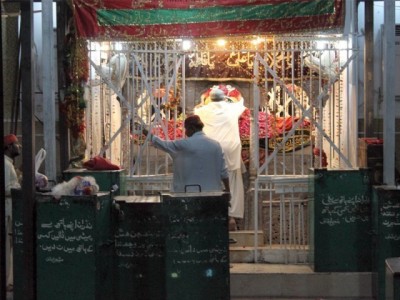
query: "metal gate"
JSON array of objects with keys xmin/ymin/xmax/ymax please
[
  {"xmin": 83, "ymin": 36, "xmax": 358, "ymax": 262},
  {"xmin": 85, "ymin": 40, "xmax": 185, "ymax": 193},
  {"xmin": 249, "ymin": 37, "xmax": 358, "ymax": 263}
]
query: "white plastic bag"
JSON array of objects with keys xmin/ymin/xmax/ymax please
[
  {"xmin": 35, "ymin": 148, "xmax": 48, "ymax": 189},
  {"xmin": 51, "ymin": 176, "xmax": 99, "ymax": 199}
]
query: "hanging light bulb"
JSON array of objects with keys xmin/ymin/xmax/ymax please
[
  {"xmin": 182, "ymin": 40, "xmax": 192, "ymax": 51},
  {"xmin": 217, "ymin": 39, "xmax": 226, "ymax": 47},
  {"xmin": 251, "ymin": 37, "xmax": 262, "ymax": 45}
]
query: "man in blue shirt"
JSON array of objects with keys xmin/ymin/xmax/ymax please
[{"xmin": 143, "ymin": 115, "xmax": 230, "ymax": 193}]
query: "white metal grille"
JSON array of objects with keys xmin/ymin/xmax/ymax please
[{"xmin": 83, "ymin": 36, "xmax": 358, "ymax": 262}]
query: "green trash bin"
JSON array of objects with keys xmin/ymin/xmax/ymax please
[
  {"xmin": 372, "ymin": 187, "xmax": 400, "ymax": 300},
  {"xmin": 113, "ymin": 192, "xmax": 230, "ymax": 300},
  {"xmin": 113, "ymin": 195, "xmax": 164, "ymax": 300},
  {"xmin": 36, "ymin": 192, "xmax": 113, "ymax": 300},
  {"xmin": 310, "ymin": 169, "xmax": 372, "ymax": 272},
  {"xmin": 162, "ymin": 192, "xmax": 230, "ymax": 300},
  {"xmin": 11, "ymin": 188, "xmax": 23, "ymax": 300}
]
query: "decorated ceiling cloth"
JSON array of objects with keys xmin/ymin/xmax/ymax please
[{"xmin": 72, "ymin": 0, "xmax": 344, "ymax": 39}]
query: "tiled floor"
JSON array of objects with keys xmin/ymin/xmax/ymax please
[
  {"xmin": 5, "ymin": 264, "xmax": 375, "ymax": 300},
  {"xmin": 230, "ymin": 263, "xmax": 375, "ymax": 300}
]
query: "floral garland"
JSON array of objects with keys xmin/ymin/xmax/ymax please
[
  {"xmin": 61, "ymin": 24, "xmax": 89, "ymax": 159},
  {"xmin": 62, "ymin": 33, "xmax": 88, "ymax": 138},
  {"xmin": 61, "ymin": 84, "xmax": 86, "ymax": 138},
  {"xmin": 132, "ymin": 119, "xmax": 185, "ymax": 145},
  {"xmin": 238, "ymin": 108, "xmax": 311, "ymax": 140},
  {"xmin": 132, "ymin": 84, "xmax": 312, "ymax": 157},
  {"xmin": 153, "ymin": 87, "xmax": 181, "ymax": 110}
]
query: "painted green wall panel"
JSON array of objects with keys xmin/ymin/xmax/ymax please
[
  {"xmin": 163, "ymin": 193, "xmax": 230, "ymax": 300},
  {"xmin": 311, "ymin": 169, "xmax": 372, "ymax": 272},
  {"xmin": 114, "ymin": 200, "xmax": 165, "ymax": 300},
  {"xmin": 113, "ymin": 193, "xmax": 230, "ymax": 300},
  {"xmin": 35, "ymin": 193, "xmax": 113, "ymax": 300},
  {"xmin": 373, "ymin": 187, "xmax": 400, "ymax": 300}
]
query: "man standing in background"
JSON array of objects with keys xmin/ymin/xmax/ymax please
[
  {"xmin": 195, "ymin": 88, "xmax": 246, "ymax": 230},
  {"xmin": 4, "ymin": 134, "xmax": 21, "ymax": 291}
]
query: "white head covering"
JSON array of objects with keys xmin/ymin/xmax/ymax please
[{"xmin": 209, "ymin": 88, "xmax": 226, "ymax": 101}]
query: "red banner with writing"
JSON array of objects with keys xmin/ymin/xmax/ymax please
[{"xmin": 72, "ymin": 0, "xmax": 344, "ymax": 39}]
